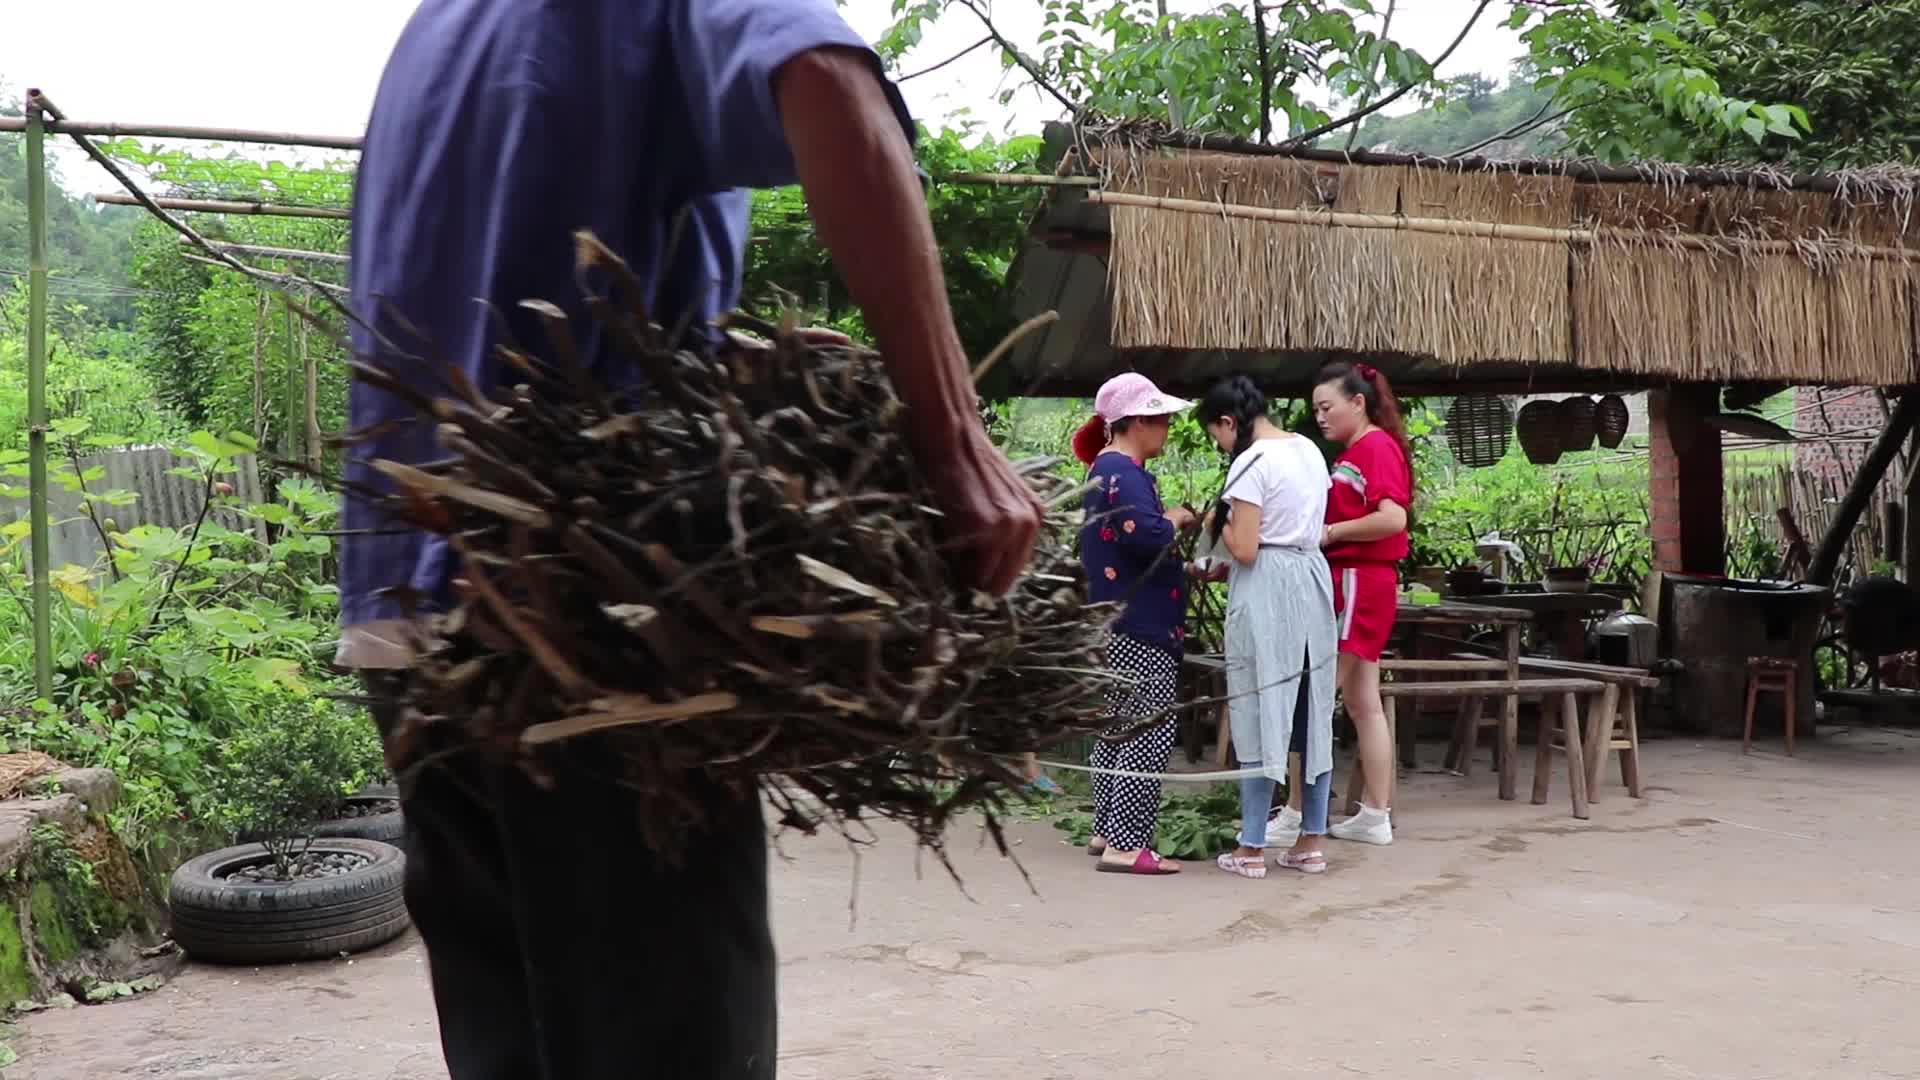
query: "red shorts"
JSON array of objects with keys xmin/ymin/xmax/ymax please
[{"xmin": 1331, "ymin": 562, "xmax": 1399, "ymax": 662}]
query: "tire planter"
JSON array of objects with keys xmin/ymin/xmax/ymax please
[
  {"xmin": 169, "ymin": 838, "xmax": 410, "ymax": 965},
  {"xmin": 310, "ymin": 795, "xmax": 405, "ymax": 844}
]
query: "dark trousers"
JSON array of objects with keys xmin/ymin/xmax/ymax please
[{"xmin": 368, "ymin": 681, "xmax": 776, "ymax": 1079}]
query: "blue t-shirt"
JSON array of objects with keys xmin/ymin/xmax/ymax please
[
  {"xmin": 1080, "ymin": 454, "xmax": 1187, "ymax": 653},
  {"xmin": 338, "ymin": 0, "xmax": 914, "ymax": 626}
]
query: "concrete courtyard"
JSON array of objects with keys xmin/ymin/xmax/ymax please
[{"xmin": 17, "ymin": 727, "xmax": 1920, "ymax": 1079}]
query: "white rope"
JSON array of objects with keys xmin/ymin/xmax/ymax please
[{"xmin": 1016, "ymin": 755, "xmax": 1280, "ymax": 783}]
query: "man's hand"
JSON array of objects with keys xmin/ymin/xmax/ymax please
[
  {"xmin": 922, "ymin": 423, "xmax": 1042, "ymax": 596},
  {"xmin": 1165, "ymin": 506, "xmax": 1198, "ymax": 532}
]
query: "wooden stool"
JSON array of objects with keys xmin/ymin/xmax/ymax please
[
  {"xmin": 1445, "ymin": 693, "xmax": 1502, "ymax": 778},
  {"xmin": 1584, "ymin": 684, "xmax": 1644, "ymax": 800},
  {"xmin": 1530, "ymin": 689, "xmax": 1591, "ymax": 820},
  {"xmin": 1742, "ymin": 656, "xmax": 1798, "ymax": 756}
]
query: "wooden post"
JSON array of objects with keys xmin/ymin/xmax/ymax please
[
  {"xmin": 1498, "ymin": 623, "xmax": 1520, "ymax": 801},
  {"xmin": 1904, "ymin": 430, "xmax": 1920, "ymax": 582},
  {"xmin": 1809, "ymin": 391, "xmax": 1920, "ymax": 588},
  {"xmin": 24, "ymin": 100, "xmax": 53, "ymax": 697},
  {"xmin": 251, "ymin": 292, "xmax": 268, "ymax": 446},
  {"xmin": 302, "ymin": 313, "xmax": 322, "ymax": 474}
]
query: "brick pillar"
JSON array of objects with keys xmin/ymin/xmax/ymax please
[{"xmin": 1648, "ymin": 386, "xmax": 1726, "ymax": 575}]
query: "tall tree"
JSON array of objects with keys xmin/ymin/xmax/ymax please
[{"xmin": 878, "ymin": 1, "xmax": 1811, "ymax": 157}]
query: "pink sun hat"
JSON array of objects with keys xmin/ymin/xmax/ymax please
[{"xmin": 1071, "ymin": 373, "xmax": 1195, "ymax": 465}]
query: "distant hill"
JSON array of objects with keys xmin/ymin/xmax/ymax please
[{"xmin": 1343, "ymin": 76, "xmax": 1568, "ymax": 159}]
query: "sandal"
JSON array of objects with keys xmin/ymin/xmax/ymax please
[
  {"xmin": 1215, "ymin": 851, "xmax": 1268, "ymax": 880},
  {"xmin": 1095, "ymin": 849, "xmax": 1182, "ymax": 875},
  {"xmin": 1275, "ymin": 849, "xmax": 1327, "ymax": 875}
]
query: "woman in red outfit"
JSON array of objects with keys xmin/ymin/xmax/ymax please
[{"xmin": 1270, "ymin": 361, "xmax": 1412, "ymax": 849}]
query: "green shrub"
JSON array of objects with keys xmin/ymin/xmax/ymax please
[{"xmin": 208, "ymin": 691, "xmax": 383, "ymax": 867}]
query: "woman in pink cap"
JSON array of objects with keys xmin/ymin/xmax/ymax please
[{"xmin": 1074, "ymin": 372, "xmax": 1200, "ymax": 875}]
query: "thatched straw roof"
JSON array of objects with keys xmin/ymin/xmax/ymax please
[{"xmin": 998, "ymin": 122, "xmax": 1920, "ymax": 396}]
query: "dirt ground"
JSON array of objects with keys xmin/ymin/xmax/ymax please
[{"xmin": 17, "ymin": 727, "xmax": 1920, "ymax": 1079}]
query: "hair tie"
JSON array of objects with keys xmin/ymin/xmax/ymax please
[{"xmin": 1357, "ymin": 363, "xmax": 1378, "ymax": 381}]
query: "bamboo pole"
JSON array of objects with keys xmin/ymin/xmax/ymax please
[
  {"xmin": 182, "ymin": 239, "xmax": 348, "ymax": 265},
  {"xmin": 179, "ymin": 254, "xmax": 349, "ymax": 298},
  {"xmin": 252, "ymin": 292, "xmax": 268, "ymax": 447},
  {"xmin": 1083, "ymin": 190, "xmax": 1920, "ymax": 262},
  {"xmin": 24, "ymin": 103, "xmax": 53, "ymax": 696},
  {"xmin": 939, "ymin": 172, "xmax": 1100, "ymax": 188},
  {"xmin": 1809, "ymin": 391, "xmax": 1920, "ymax": 588},
  {"xmin": 302, "ymin": 314, "xmax": 322, "ymax": 474},
  {"xmin": 0, "ymin": 115, "xmax": 361, "ymax": 150},
  {"xmin": 94, "ymin": 192, "xmax": 350, "ymax": 219}
]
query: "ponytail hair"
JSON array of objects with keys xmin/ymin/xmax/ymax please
[
  {"xmin": 1071, "ymin": 414, "xmax": 1138, "ymax": 467},
  {"xmin": 1194, "ymin": 375, "xmax": 1270, "ymax": 546},
  {"xmin": 1316, "ymin": 360, "xmax": 1413, "ymax": 494}
]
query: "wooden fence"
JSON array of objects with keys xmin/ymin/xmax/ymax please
[{"xmin": 0, "ymin": 447, "xmax": 268, "ymax": 572}]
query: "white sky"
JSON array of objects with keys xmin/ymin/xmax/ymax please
[{"xmin": 8, "ymin": 1, "xmax": 1524, "ymax": 191}]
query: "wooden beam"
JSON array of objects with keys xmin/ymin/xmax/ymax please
[
  {"xmin": 184, "ymin": 240, "xmax": 348, "ymax": 265},
  {"xmin": 0, "ymin": 115, "xmax": 360, "ymax": 150},
  {"xmin": 1810, "ymin": 390, "xmax": 1920, "ymax": 587},
  {"xmin": 94, "ymin": 192, "xmax": 349, "ymax": 219}
]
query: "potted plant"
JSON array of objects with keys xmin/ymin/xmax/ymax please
[{"xmin": 168, "ymin": 692, "xmax": 409, "ymax": 965}]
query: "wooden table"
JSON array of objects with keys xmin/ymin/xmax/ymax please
[
  {"xmin": 1393, "ymin": 601, "xmax": 1535, "ymax": 800},
  {"xmin": 1456, "ymin": 592, "xmax": 1623, "ymax": 661}
]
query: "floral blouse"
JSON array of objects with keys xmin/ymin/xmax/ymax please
[{"xmin": 1079, "ymin": 452, "xmax": 1187, "ymax": 653}]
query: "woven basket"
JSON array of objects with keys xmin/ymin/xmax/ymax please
[
  {"xmin": 1443, "ymin": 394, "xmax": 1513, "ymax": 468},
  {"xmin": 1515, "ymin": 400, "xmax": 1563, "ymax": 465},
  {"xmin": 1557, "ymin": 397, "xmax": 1598, "ymax": 453},
  {"xmin": 1594, "ymin": 394, "xmax": 1630, "ymax": 449}
]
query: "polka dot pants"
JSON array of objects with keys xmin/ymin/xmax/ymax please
[{"xmin": 1090, "ymin": 633, "xmax": 1181, "ymax": 852}]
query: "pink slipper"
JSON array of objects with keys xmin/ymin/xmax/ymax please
[{"xmin": 1096, "ymin": 849, "xmax": 1182, "ymax": 875}]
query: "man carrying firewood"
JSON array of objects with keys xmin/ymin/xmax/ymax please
[{"xmin": 336, "ymin": 3, "xmax": 1043, "ymax": 1077}]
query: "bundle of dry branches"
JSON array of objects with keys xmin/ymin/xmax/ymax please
[{"xmin": 352, "ymin": 232, "xmax": 1119, "ymax": 859}]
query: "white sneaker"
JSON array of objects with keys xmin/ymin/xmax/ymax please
[
  {"xmin": 1328, "ymin": 806, "xmax": 1393, "ymax": 845},
  {"xmin": 1264, "ymin": 805, "xmax": 1302, "ymax": 847}
]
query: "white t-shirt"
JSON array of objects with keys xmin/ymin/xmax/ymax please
[{"xmin": 1221, "ymin": 435, "xmax": 1331, "ymax": 549}]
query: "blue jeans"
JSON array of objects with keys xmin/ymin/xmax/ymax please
[{"xmin": 1238, "ymin": 654, "xmax": 1330, "ymax": 847}]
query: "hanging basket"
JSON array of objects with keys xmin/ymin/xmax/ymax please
[
  {"xmin": 1443, "ymin": 393, "xmax": 1513, "ymax": 468},
  {"xmin": 1557, "ymin": 396, "xmax": 1598, "ymax": 453},
  {"xmin": 1515, "ymin": 400, "xmax": 1563, "ymax": 465},
  {"xmin": 1595, "ymin": 394, "xmax": 1630, "ymax": 449}
]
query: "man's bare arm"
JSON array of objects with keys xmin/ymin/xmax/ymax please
[{"xmin": 774, "ymin": 47, "xmax": 1040, "ymax": 594}]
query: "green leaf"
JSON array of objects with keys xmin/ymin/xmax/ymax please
[{"xmin": 1740, "ymin": 116, "xmax": 1767, "ymax": 144}]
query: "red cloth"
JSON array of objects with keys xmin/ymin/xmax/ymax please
[
  {"xmin": 1324, "ymin": 429, "xmax": 1411, "ymax": 565},
  {"xmin": 1331, "ymin": 562, "xmax": 1399, "ymax": 662}
]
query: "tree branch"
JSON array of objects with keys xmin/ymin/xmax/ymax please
[
  {"xmin": 1281, "ymin": 0, "xmax": 1492, "ymax": 149},
  {"xmin": 899, "ymin": 35, "xmax": 993, "ymax": 82},
  {"xmin": 1448, "ymin": 102, "xmax": 1577, "ymax": 157},
  {"xmin": 1345, "ymin": 0, "xmax": 1398, "ymax": 152},
  {"xmin": 955, "ymin": 0, "xmax": 1082, "ymax": 115}
]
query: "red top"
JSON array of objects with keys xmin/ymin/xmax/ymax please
[{"xmin": 1324, "ymin": 428, "xmax": 1411, "ymax": 565}]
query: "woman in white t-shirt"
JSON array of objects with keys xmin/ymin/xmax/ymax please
[{"xmin": 1195, "ymin": 376, "xmax": 1338, "ymax": 879}]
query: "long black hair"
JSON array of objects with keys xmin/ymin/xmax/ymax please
[{"xmin": 1195, "ymin": 375, "xmax": 1270, "ymax": 546}]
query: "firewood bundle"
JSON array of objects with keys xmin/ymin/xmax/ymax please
[{"xmin": 353, "ymin": 232, "xmax": 1118, "ymax": 857}]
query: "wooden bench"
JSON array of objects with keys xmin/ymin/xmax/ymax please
[
  {"xmin": 1376, "ymin": 676, "xmax": 1608, "ymax": 820},
  {"xmin": 1445, "ymin": 653, "xmax": 1653, "ymax": 800},
  {"xmin": 1511, "ymin": 656, "xmax": 1654, "ymax": 800}
]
